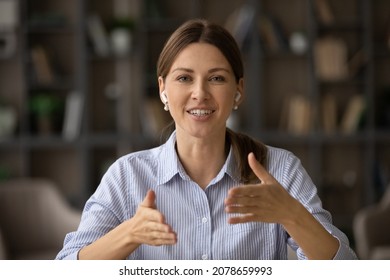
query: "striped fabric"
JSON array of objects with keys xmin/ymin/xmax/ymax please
[{"xmin": 56, "ymin": 131, "xmax": 357, "ymax": 260}]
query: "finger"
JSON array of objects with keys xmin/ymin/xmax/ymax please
[
  {"xmin": 148, "ymin": 220, "xmax": 175, "ymax": 233},
  {"xmin": 140, "ymin": 190, "xmax": 156, "ymax": 209},
  {"xmin": 139, "ymin": 207, "xmax": 167, "ymax": 224},
  {"xmin": 225, "ymin": 205, "xmax": 257, "ymax": 214},
  {"xmin": 149, "ymin": 228, "xmax": 177, "ymax": 239},
  {"xmin": 248, "ymin": 152, "xmax": 274, "ymax": 184},
  {"xmin": 147, "ymin": 227, "xmax": 177, "ymax": 246},
  {"xmin": 148, "ymin": 235, "xmax": 177, "ymax": 246},
  {"xmin": 227, "ymin": 184, "xmax": 264, "ymax": 197},
  {"xmin": 227, "ymin": 214, "xmax": 256, "ymax": 224},
  {"xmin": 225, "ymin": 195, "xmax": 260, "ymax": 206},
  {"xmin": 136, "ymin": 195, "xmax": 165, "ymax": 224}
]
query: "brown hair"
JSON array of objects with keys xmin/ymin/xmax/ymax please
[{"xmin": 157, "ymin": 18, "xmax": 267, "ymax": 184}]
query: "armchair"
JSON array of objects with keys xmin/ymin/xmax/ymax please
[
  {"xmin": 0, "ymin": 178, "xmax": 81, "ymax": 259},
  {"xmin": 353, "ymin": 187, "xmax": 390, "ymax": 259}
]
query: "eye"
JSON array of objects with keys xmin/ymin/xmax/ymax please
[
  {"xmin": 209, "ymin": 75, "xmax": 226, "ymax": 82},
  {"xmin": 177, "ymin": 75, "xmax": 192, "ymax": 82}
]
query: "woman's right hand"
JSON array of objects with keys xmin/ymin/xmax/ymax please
[
  {"xmin": 128, "ymin": 190, "xmax": 177, "ymax": 246},
  {"xmin": 78, "ymin": 190, "xmax": 176, "ymax": 259}
]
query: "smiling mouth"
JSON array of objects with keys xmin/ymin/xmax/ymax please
[{"xmin": 188, "ymin": 109, "xmax": 215, "ymax": 116}]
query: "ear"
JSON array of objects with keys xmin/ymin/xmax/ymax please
[
  {"xmin": 158, "ymin": 76, "xmax": 166, "ymax": 104},
  {"xmin": 236, "ymin": 78, "xmax": 244, "ymax": 105}
]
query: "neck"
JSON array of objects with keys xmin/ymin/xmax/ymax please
[{"xmin": 175, "ymin": 129, "xmax": 227, "ymax": 189}]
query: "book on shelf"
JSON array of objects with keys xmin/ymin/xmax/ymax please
[
  {"xmin": 314, "ymin": 37, "xmax": 348, "ymax": 81},
  {"xmin": 86, "ymin": 14, "xmax": 110, "ymax": 57},
  {"xmin": 224, "ymin": 4, "xmax": 256, "ymax": 50},
  {"xmin": 258, "ymin": 16, "xmax": 279, "ymax": 52},
  {"xmin": 30, "ymin": 45, "xmax": 54, "ymax": 85},
  {"xmin": 340, "ymin": 95, "xmax": 365, "ymax": 134},
  {"xmin": 314, "ymin": 0, "xmax": 335, "ymax": 25},
  {"xmin": 280, "ymin": 95, "xmax": 312, "ymax": 135},
  {"xmin": 62, "ymin": 91, "xmax": 84, "ymax": 140},
  {"xmin": 258, "ymin": 14, "xmax": 289, "ymax": 53}
]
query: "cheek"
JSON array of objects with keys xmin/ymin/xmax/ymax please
[
  {"xmin": 167, "ymin": 98, "xmax": 186, "ymax": 119},
  {"xmin": 219, "ymin": 95, "xmax": 235, "ymax": 110}
]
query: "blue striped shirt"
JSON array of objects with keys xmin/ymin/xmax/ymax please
[{"xmin": 56, "ymin": 132, "xmax": 357, "ymax": 260}]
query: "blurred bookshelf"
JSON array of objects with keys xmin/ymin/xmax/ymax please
[{"xmin": 0, "ymin": 0, "xmax": 389, "ymax": 240}]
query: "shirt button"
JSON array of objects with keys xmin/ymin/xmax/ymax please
[
  {"xmin": 202, "ymin": 254, "xmax": 208, "ymax": 260},
  {"xmin": 202, "ymin": 217, "xmax": 208, "ymax": 223}
]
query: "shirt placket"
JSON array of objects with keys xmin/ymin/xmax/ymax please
[{"xmin": 193, "ymin": 184, "xmax": 212, "ymax": 260}]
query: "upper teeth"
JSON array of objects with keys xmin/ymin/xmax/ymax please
[{"xmin": 189, "ymin": 109, "xmax": 213, "ymax": 116}]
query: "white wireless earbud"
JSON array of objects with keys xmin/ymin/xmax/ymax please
[
  {"xmin": 235, "ymin": 92, "xmax": 241, "ymax": 102},
  {"xmin": 161, "ymin": 90, "xmax": 169, "ymax": 111},
  {"xmin": 233, "ymin": 92, "xmax": 241, "ymax": 110},
  {"xmin": 161, "ymin": 90, "xmax": 168, "ymax": 103}
]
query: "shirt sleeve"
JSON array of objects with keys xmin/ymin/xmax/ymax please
[
  {"xmin": 278, "ymin": 150, "xmax": 358, "ymax": 260},
  {"xmin": 55, "ymin": 158, "xmax": 130, "ymax": 260}
]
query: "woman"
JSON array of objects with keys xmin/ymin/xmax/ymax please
[{"xmin": 56, "ymin": 19, "xmax": 357, "ymax": 260}]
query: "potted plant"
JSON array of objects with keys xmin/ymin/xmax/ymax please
[
  {"xmin": 110, "ymin": 16, "xmax": 135, "ymax": 56},
  {"xmin": 29, "ymin": 93, "xmax": 63, "ymax": 135}
]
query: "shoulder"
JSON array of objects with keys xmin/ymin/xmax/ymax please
[
  {"xmin": 265, "ymin": 145, "xmax": 311, "ymax": 191},
  {"xmin": 96, "ymin": 145, "xmax": 165, "ymax": 205},
  {"xmin": 112, "ymin": 145, "xmax": 164, "ymax": 174},
  {"xmin": 112, "ymin": 132, "xmax": 176, "ymax": 177},
  {"xmin": 266, "ymin": 145, "xmax": 298, "ymax": 168}
]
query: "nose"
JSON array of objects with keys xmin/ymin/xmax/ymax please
[{"xmin": 191, "ymin": 81, "xmax": 210, "ymax": 101}]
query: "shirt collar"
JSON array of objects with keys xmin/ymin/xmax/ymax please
[{"xmin": 157, "ymin": 131, "xmax": 240, "ymax": 186}]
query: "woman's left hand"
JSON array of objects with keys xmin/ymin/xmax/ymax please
[{"xmin": 225, "ymin": 152, "xmax": 299, "ymax": 225}]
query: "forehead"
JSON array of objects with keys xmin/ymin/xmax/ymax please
[{"xmin": 170, "ymin": 43, "xmax": 231, "ymax": 70}]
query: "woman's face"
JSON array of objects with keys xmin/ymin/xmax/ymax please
[{"xmin": 159, "ymin": 43, "xmax": 243, "ymax": 140}]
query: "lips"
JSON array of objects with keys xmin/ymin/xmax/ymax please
[{"xmin": 188, "ymin": 109, "xmax": 214, "ymax": 116}]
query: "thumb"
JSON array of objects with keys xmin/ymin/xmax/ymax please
[
  {"xmin": 141, "ymin": 190, "xmax": 157, "ymax": 209},
  {"xmin": 248, "ymin": 152, "xmax": 271, "ymax": 184}
]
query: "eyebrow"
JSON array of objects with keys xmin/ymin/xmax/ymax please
[{"xmin": 171, "ymin": 67, "xmax": 231, "ymax": 74}]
